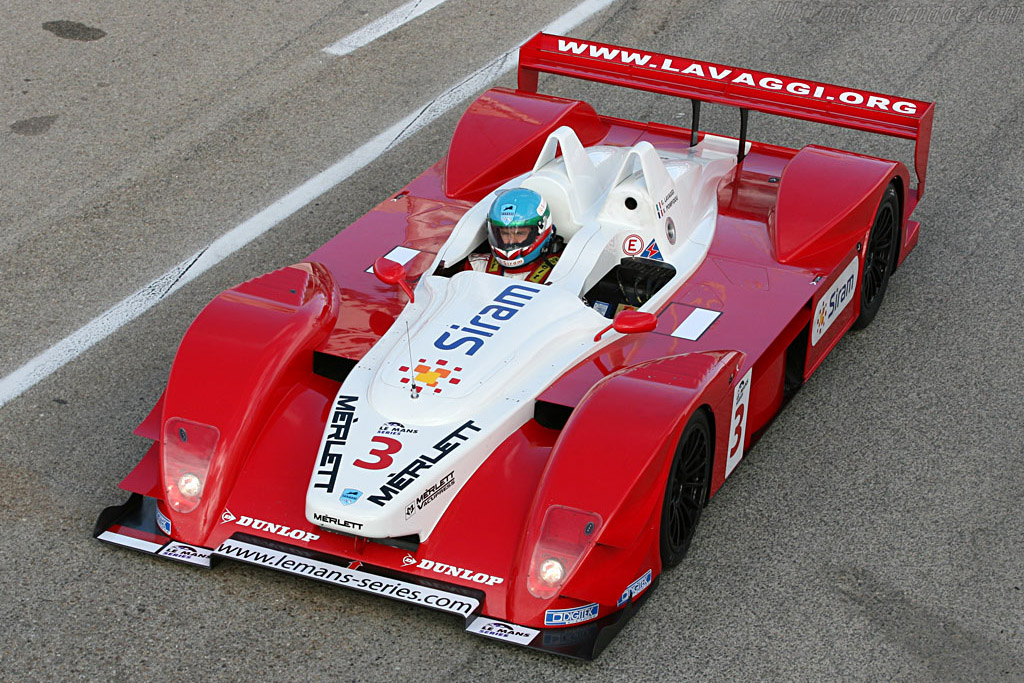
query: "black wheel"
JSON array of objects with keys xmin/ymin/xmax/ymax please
[
  {"xmin": 853, "ymin": 184, "xmax": 900, "ymax": 329},
  {"xmin": 659, "ymin": 410, "xmax": 712, "ymax": 568}
]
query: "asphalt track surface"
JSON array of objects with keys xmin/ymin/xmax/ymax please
[{"xmin": 1, "ymin": 0, "xmax": 1022, "ymax": 680}]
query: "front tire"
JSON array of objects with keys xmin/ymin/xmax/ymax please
[
  {"xmin": 853, "ymin": 184, "xmax": 900, "ymax": 329},
  {"xmin": 659, "ymin": 410, "xmax": 712, "ymax": 568}
]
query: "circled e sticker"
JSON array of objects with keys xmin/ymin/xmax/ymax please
[{"xmin": 622, "ymin": 234, "xmax": 644, "ymax": 256}]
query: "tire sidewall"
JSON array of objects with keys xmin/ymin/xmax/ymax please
[
  {"xmin": 659, "ymin": 410, "xmax": 712, "ymax": 569},
  {"xmin": 855, "ymin": 184, "xmax": 900, "ymax": 329}
]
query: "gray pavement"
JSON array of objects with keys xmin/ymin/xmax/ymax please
[{"xmin": 1, "ymin": 0, "xmax": 1022, "ymax": 680}]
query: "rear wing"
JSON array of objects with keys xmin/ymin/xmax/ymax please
[{"xmin": 518, "ymin": 33, "xmax": 935, "ymax": 200}]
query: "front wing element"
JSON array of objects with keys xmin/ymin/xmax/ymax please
[
  {"xmin": 214, "ymin": 534, "xmax": 655, "ymax": 660},
  {"xmin": 95, "ymin": 494, "xmax": 652, "ymax": 660},
  {"xmin": 94, "ymin": 493, "xmax": 212, "ymax": 567}
]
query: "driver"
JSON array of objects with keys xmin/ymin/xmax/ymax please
[{"xmin": 466, "ymin": 188, "xmax": 563, "ymax": 284}]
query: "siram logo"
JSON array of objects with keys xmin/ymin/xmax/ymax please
[
  {"xmin": 433, "ymin": 283, "xmax": 540, "ymax": 356},
  {"xmin": 812, "ymin": 257, "xmax": 859, "ymax": 345}
]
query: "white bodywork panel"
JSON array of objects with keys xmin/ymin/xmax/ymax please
[{"xmin": 305, "ymin": 127, "xmax": 741, "ymax": 541}]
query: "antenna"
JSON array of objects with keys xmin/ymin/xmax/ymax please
[{"xmin": 405, "ymin": 321, "xmax": 418, "ymax": 400}]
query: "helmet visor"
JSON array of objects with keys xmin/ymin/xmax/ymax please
[
  {"xmin": 489, "ymin": 222, "xmax": 538, "ymax": 251},
  {"xmin": 488, "ymin": 219, "xmax": 543, "ymax": 260}
]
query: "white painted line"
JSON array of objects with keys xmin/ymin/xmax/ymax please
[
  {"xmin": 671, "ymin": 308, "xmax": 721, "ymax": 340},
  {"xmin": 324, "ymin": 0, "xmax": 450, "ymax": 57},
  {"xmin": 0, "ymin": 0, "xmax": 620, "ymax": 410},
  {"xmin": 365, "ymin": 246, "xmax": 421, "ymax": 273}
]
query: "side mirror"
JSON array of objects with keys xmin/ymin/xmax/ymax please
[
  {"xmin": 593, "ymin": 310, "xmax": 658, "ymax": 341},
  {"xmin": 373, "ymin": 257, "xmax": 414, "ymax": 303}
]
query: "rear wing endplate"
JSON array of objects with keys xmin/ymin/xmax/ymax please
[{"xmin": 518, "ymin": 33, "xmax": 935, "ymax": 199}]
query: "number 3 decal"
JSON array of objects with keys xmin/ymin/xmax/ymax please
[
  {"xmin": 725, "ymin": 369, "xmax": 752, "ymax": 480},
  {"xmin": 354, "ymin": 436, "xmax": 401, "ymax": 470}
]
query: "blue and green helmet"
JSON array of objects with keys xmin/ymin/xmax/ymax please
[{"xmin": 486, "ymin": 188, "xmax": 555, "ymax": 268}]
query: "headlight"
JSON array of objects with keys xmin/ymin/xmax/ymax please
[
  {"xmin": 162, "ymin": 418, "xmax": 220, "ymax": 513},
  {"xmin": 527, "ymin": 506, "xmax": 602, "ymax": 599},
  {"xmin": 537, "ymin": 557, "xmax": 566, "ymax": 586},
  {"xmin": 176, "ymin": 472, "xmax": 203, "ymax": 498}
]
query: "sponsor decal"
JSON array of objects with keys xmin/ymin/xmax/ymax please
[
  {"xmin": 216, "ymin": 539, "xmax": 479, "ymax": 616},
  {"xmin": 622, "ymin": 234, "xmax": 644, "ymax": 256},
  {"xmin": 402, "ymin": 554, "xmax": 503, "ymax": 586},
  {"xmin": 377, "ymin": 422, "xmax": 419, "ymax": 436},
  {"xmin": 499, "ymin": 203, "xmax": 516, "ymax": 225},
  {"xmin": 617, "ymin": 569, "xmax": 653, "ymax": 606},
  {"xmin": 312, "ymin": 512, "xmax": 363, "ymax": 531},
  {"xmin": 656, "ymin": 189, "xmax": 678, "ymax": 219},
  {"xmin": 726, "ymin": 368, "xmax": 753, "ymax": 478},
  {"xmin": 554, "ymin": 39, "xmax": 920, "ymax": 115},
  {"xmin": 398, "ymin": 359, "xmax": 463, "ymax": 395},
  {"xmin": 433, "ymin": 283, "xmax": 540, "ymax": 356},
  {"xmin": 314, "ymin": 394, "xmax": 358, "ymax": 493},
  {"xmin": 545, "ymin": 603, "xmax": 600, "ymax": 626},
  {"xmin": 466, "ymin": 618, "xmax": 539, "ymax": 645},
  {"xmin": 229, "ymin": 514, "xmax": 319, "ymax": 543},
  {"xmin": 158, "ymin": 542, "xmax": 211, "ymax": 566},
  {"xmin": 812, "ymin": 257, "xmax": 859, "ymax": 345},
  {"xmin": 369, "ymin": 420, "xmax": 481, "ymax": 507},
  {"xmin": 339, "ymin": 488, "xmax": 362, "ymax": 506},
  {"xmin": 155, "ymin": 507, "xmax": 172, "ymax": 535},
  {"xmin": 640, "ymin": 239, "xmax": 664, "ymax": 261},
  {"xmin": 220, "ymin": 509, "xmax": 236, "ymax": 524},
  {"xmin": 406, "ymin": 471, "xmax": 456, "ymax": 519}
]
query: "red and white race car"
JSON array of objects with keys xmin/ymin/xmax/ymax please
[{"xmin": 95, "ymin": 33, "xmax": 934, "ymax": 659}]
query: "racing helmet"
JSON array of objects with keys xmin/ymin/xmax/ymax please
[{"xmin": 486, "ymin": 188, "xmax": 555, "ymax": 269}]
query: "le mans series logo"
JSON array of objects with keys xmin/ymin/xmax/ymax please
[
  {"xmin": 467, "ymin": 618, "xmax": 539, "ymax": 645},
  {"xmin": 157, "ymin": 543, "xmax": 211, "ymax": 566}
]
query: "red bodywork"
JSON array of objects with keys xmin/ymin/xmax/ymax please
[{"xmin": 97, "ymin": 33, "xmax": 933, "ymax": 659}]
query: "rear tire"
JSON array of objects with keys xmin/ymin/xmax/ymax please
[
  {"xmin": 853, "ymin": 184, "xmax": 900, "ymax": 329},
  {"xmin": 659, "ymin": 411, "xmax": 712, "ymax": 569}
]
